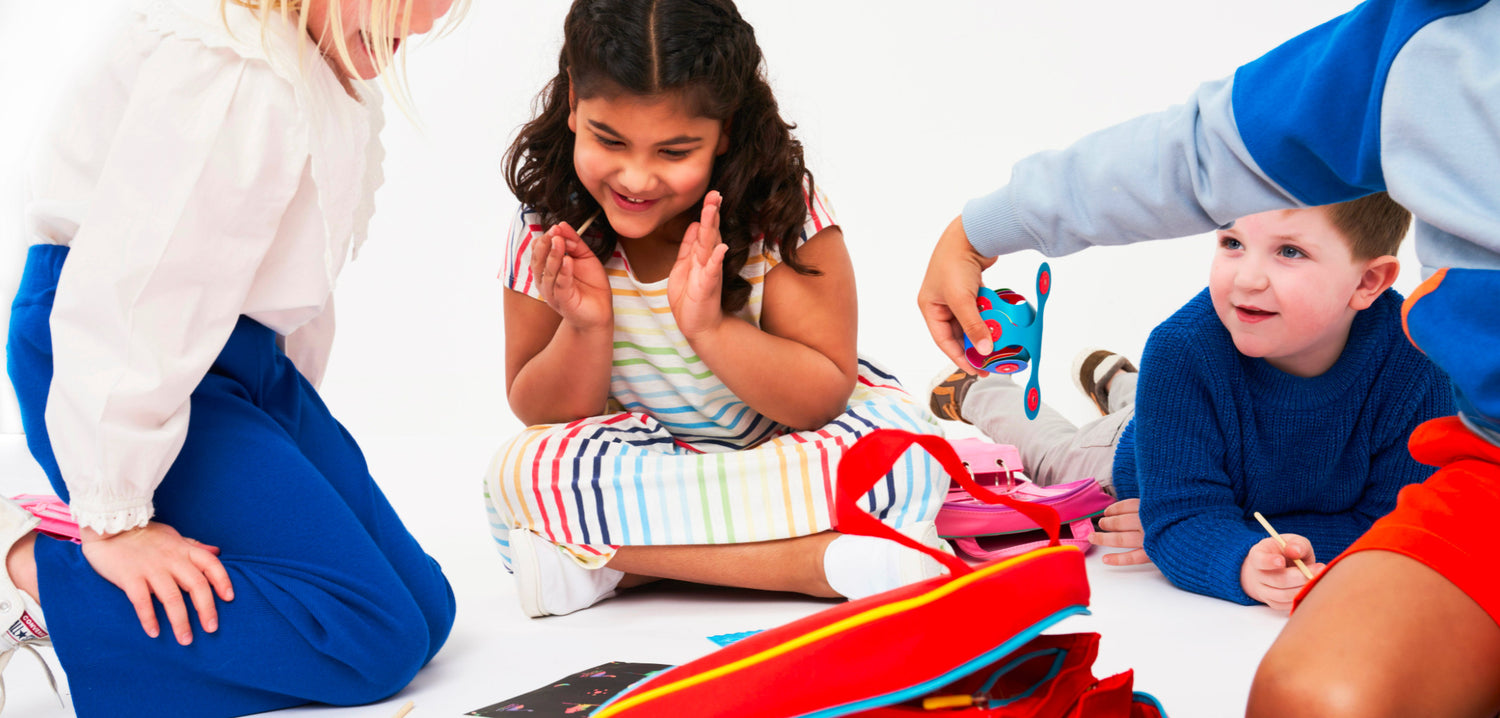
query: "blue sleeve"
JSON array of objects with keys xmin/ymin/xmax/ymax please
[
  {"xmin": 1110, "ymin": 423, "xmax": 1139, "ymax": 501},
  {"xmin": 962, "ymin": 0, "xmax": 1493, "ymax": 261},
  {"xmin": 1133, "ymin": 322, "xmax": 1264, "ymax": 606},
  {"xmin": 1232, "ymin": 0, "xmax": 1486, "ymax": 205}
]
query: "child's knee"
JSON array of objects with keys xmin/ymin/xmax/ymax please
[
  {"xmin": 1249, "ymin": 638, "xmax": 1396, "ymax": 718},
  {"xmin": 319, "ymin": 597, "xmax": 435, "ymax": 705}
]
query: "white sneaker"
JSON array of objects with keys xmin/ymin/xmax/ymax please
[
  {"xmin": 508, "ymin": 528, "xmax": 624, "ymax": 618},
  {"xmin": 894, "ymin": 521, "xmax": 955, "ymax": 586},
  {"xmin": 823, "ymin": 521, "xmax": 955, "ymax": 600},
  {"xmin": 0, "ymin": 496, "xmax": 59, "ymax": 712}
]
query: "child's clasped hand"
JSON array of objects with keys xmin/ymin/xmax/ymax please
[
  {"xmin": 1239, "ymin": 535, "xmax": 1324, "ymax": 612},
  {"xmin": 532, "ymin": 221, "xmax": 613, "ymax": 331}
]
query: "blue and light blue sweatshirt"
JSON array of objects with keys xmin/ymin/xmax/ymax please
[
  {"xmin": 956, "ymin": 0, "xmax": 1500, "ymax": 590},
  {"xmin": 963, "ymin": 0, "xmax": 1500, "ymax": 277},
  {"xmin": 1109, "ymin": 289, "xmax": 1452, "ymax": 605}
]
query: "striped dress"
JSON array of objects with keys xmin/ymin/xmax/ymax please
[{"xmin": 485, "ymin": 189, "xmax": 944, "ymax": 569}]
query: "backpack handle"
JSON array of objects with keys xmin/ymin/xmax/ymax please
[{"xmin": 834, "ymin": 429, "xmax": 1062, "ymax": 577}]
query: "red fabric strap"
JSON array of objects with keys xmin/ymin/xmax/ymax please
[{"xmin": 833, "ymin": 429, "xmax": 1061, "ymax": 577}]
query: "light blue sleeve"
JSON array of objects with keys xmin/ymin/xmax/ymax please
[
  {"xmin": 961, "ymin": 77, "xmax": 1302, "ymax": 259},
  {"xmin": 1383, "ymin": 5, "xmax": 1500, "ymax": 274}
]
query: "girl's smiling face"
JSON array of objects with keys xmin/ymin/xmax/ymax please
[
  {"xmin": 568, "ymin": 90, "xmax": 728, "ymax": 244},
  {"xmin": 306, "ymin": 0, "xmax": 455, "ymax": 81}
]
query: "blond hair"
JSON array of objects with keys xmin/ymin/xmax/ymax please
[
  {"xmin": 221, "ymin": 0, "xmax": 466, "ymax": 109},
  {"xmin": 1324, "ymin": 192, "xmax": 1412, "ymax": 261}
]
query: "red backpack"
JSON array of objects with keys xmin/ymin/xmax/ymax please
[{"xmin": 591, "ymin": 430, "xmax": 1165, "ymax": 718}]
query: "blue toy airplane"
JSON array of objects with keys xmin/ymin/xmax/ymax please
[{"xmin": 962, "ymin": 263, "xmax": 1051, "ymax": 420}]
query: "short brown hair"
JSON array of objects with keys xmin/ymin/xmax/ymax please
[{"xmin": 1325, "ymin": 192, "xmax": 1412, "ymax": 260}]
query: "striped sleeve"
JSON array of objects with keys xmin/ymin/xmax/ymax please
[
  {"xmin": 765, "ymin": 181, "xmax": 839, "ymax": 268},
  {"xmin": 803, "ymin": 182, "xmax": 838, "ymax": 240},
  {"xmin": 502, "ymin": 206, "xmax": 545, "ymax": 299}
]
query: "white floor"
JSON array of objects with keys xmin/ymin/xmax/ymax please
[
  {"xmin": 2, "ymin": 431, "xmax": 1286, "ymax": 718},
  {"xmin": 0, "ymin": 2, "xmax": 1387, "ymax": 715}
]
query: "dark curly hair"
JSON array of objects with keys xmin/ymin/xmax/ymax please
[{"xmin": 503, "ymin": 0, "xmax": 818, "ymax": 313}]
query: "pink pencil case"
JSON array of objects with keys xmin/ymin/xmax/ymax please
[
  {"xmin": 938, "ymin": 439, "xmax": 1113, "ymax": 561},
  {"xmin": 12, "ymin": 494, "xmax": 81, "ymax": 544}
]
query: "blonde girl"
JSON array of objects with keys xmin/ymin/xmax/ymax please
[
  {"xmin": 0, "ymin": 0, "xmax": 462, "ymax": 714},
  {"xmin": 486, "ymin": 0, "xmax": 950, "ymax": 618}
]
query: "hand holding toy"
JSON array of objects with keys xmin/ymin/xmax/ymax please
[{"xmin": 962, "ymin": 263, "xmax": 1051, "ymax": 419}]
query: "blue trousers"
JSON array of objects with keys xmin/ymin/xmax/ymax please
[{"xmin": 7, "ymin": 245, "xmax": 456, "ymax": 717}]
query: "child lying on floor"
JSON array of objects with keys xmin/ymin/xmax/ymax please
[{"xmin": 931, "ymin": 194, "xmax": 1452, "ymax": 610}]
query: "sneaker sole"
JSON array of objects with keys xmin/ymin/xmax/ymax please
[{"xmin": 925, "ymin": 367, "xmax": 975, "ymax": 424}]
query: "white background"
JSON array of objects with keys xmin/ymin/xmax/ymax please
[
  {"xmin": 0, "ymin": 0, "xmax": 1393, "ymax": 440},
  {"xmin": 0, "ymin": 3, "xmax": 1404, "ymax": 716}
]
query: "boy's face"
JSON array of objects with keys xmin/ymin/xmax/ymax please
[{"xmin": 1209, "ymin": 207, "xmax": 1372, "ymax": 377}]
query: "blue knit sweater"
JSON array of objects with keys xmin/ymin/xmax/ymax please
[{"xmin": 1111, "ymin": 288, "xmax": 1453, "ymax": 605}]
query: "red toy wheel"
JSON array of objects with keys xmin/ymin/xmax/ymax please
[
  {"xmin": 991, "ymin": 345, "xmax": 1025, "ymax": 361},
  {"xmin": 1026, "ymin": 386, "xmax": 1041, "ymax": 413},
  {"xmin": 1038, "ymin": 269, "xmax": 1051, "ymax": 296},
  {"xmin": 985, "ymin": 319, "xmax": 1003, "ymax": 341},
  {"xmin": 993, "ymin": 360, "xmax": 1027, "ymax": 374}
]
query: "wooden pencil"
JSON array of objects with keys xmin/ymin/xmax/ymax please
[
  {"xmin": 1252, "ymin": 511, "xmax": 1315, "ymax": 580},
  {"xmin": 576, "ymin": 211, "xmax": 600, "ymax": 235}
]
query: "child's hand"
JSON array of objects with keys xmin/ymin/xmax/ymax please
[
  {"xmin": 917, "ymin": 216, "xmax": 999, "ymax": 372},
  {"xmin": 1089, "ymin": 498, "xmax": 1152, "ymax": 566},
  {"xmin": 80, "ymin": 521, "xmax": 234, "ymax": 645},
  {"xmin": 668, "ymin": 191, "xmax": 729, "ymax": 340},
  {"xmin": 532, "ymin": 222, "xmax": 612, "ymax": 330},
  {"xmin": 1239, "ymin": 535, "xmax": 1325, "ymax": 612}
]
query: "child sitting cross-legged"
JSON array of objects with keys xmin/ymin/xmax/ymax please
[
  {"xmin": 933, "ymin": 193, "xmax": 1453, "ymax": 610},
  {"xmin": 484, "ymin": 0, "xmax": 949, "ymax": 619}
]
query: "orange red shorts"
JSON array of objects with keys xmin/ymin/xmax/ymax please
[{"xmin": 1296, "ymin": 416, "xmax": 1500, "ymax": 624}]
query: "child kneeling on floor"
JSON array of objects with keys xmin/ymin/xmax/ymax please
[{"xmin": 930, "ymin": 194, "xmax": 1452, "ymax": 610}]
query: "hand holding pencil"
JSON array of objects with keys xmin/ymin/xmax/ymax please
[
  {"xmin": 1253, "ymin": 512, "xmax": 1314, "ymax": 580},
  {"xmin": 1239, "ymin": 513, "xmax": 1325, "ymax": 612}
]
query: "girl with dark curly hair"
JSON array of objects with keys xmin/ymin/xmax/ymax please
[{"xmin": 484, "ymin": 0, "xmax": 950, "ymax": 617}]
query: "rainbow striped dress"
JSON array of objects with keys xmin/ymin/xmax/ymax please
[{"xmin": 485, "ymin": 191, "xmax": 944, "ymax": 569}]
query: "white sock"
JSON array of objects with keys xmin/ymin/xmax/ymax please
[{"xmin": 823, "ymin": 532, "xmax": 945, "ymax": 600}]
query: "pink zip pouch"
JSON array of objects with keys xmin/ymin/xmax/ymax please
[
  {"xmin": 938, "ymin": 439, "xmax": 1113, "ymax": 561},
  {"xmin": 13, "ymin": 494, "xmax": 81, "ymax": 544}
]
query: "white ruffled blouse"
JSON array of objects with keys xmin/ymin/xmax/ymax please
[{"xmin": 24, "ymin": 0, "xmax": 385, "ymax": 534}]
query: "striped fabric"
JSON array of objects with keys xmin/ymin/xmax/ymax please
[
  {"xmin": 487, "ymin": 188, "xmax": 944, "ymax": 567},
  {"xmin": 503, "ymin": 188, "xmax": 844, "ymax": 451}
]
